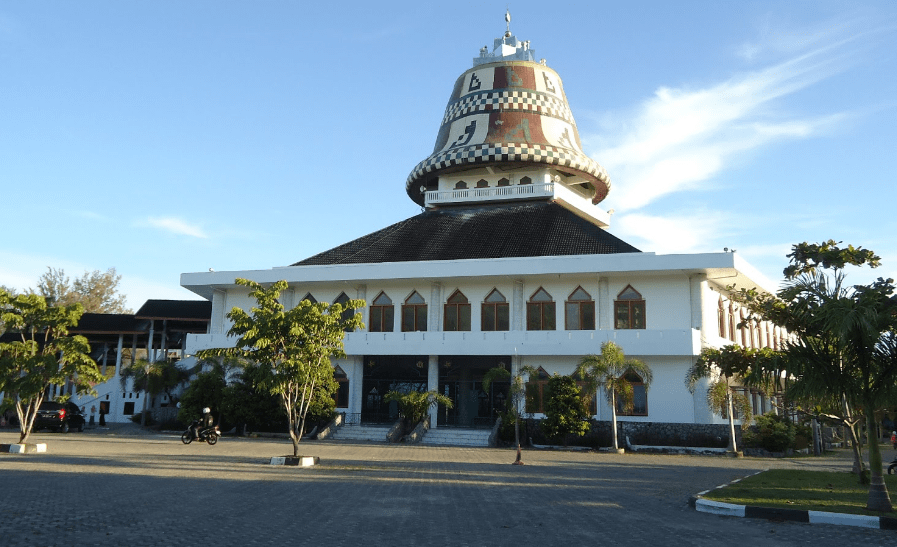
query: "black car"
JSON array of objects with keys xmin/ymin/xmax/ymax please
[{"xmin": 34, "ymin": 401, "xmax": 85, "ymax": 433}]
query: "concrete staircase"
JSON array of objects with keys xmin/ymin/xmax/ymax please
[
  {"xmin": 420, "ymin": 428, "xmax": 491, "ymax": 447},
  {"xmin": 330, "ymin": 424, "xmax": 391, "ymax": 443}
]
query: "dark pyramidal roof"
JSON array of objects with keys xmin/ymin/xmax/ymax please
[{"xmin": 293, "ymin": 202, "xmax": 640, "ymax": 266}]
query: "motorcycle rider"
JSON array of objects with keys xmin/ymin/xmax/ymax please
[{"xmin": 192, "ymin": 407, "xmax": 214, "ymax": 440}]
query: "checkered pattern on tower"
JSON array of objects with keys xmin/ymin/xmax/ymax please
[{"xmin": 406, "ymin": 59, "xmax": 611, "ymax": 206}]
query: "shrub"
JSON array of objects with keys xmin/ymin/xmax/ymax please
[
  {"xmin": 541, "ymin": 375, "xmax": 590, "ymax": 445},
  {"xmin": 744, "ymin": 413, "xmax": 796, "ymax": 452},
  {"xmin": 129, "ymin": 411, "xmax": 155, "ymax": 426}
]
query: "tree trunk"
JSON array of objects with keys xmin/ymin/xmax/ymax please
[
  {"xmin": 610, "ymin": 392, "xmax": 619, "ymax": 451},
  {"xmin": 726, "ymin": 391, "xmax": 738, "ymax": 453},
  {"xmin": 865, "ymin": 402, "xmax": 893, "ymax": 512},
  {"xmin": 843, "ymin": 395, "xmax": 865, "ymax": 474}
]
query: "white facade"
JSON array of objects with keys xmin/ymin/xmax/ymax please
[
  {"xmin": 181, "ymin": 251, "xmax": 780, "ymax": 428},
  {"xmin": 180, "ymin": 28, "xmax": 782, "ymax": 432}
]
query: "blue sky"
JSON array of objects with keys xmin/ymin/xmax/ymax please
[{"xmin": 1, "ymin": 1, "xmax": 895, "ymax": 310}]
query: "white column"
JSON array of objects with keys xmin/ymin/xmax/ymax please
[
  {"xmin": 513, "ymin": 280, "xmax": 525, "ymax": 331},
  {"xmin": 429, "ymin": 283, "xmax": 442, "ymax": 332},
  {"xmin": 350, "ymin": 355, "xmax": 363, "ymax": 420},
  {"xmin": 598, "ymin": 277, "xmax": 611, "ymax": 330},
  {"xmin": 211, "ymin": 289, "xmax": 227, "ymax": 334},
  {"xmin": 114, "ymin": 334, "xmax": 124, "ymax": 377},
  {"xmin": 356, "ymin": 284, "xmax": 367, "ymax": 332},
  {"xmin": 427, "ymin": 355, "xmax": 439, "ymax": 427},
  {"xmin": 689, "ymin": 274, "xmax": 709, "ymax": 339}
]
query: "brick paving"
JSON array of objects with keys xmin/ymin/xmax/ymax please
[{"xmin": 1, "ymin": 426, "xmax": 894, "ymax": 546}]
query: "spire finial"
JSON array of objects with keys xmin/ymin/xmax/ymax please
[{"xmin": 505, "ymin": 9, "xmax": 511, "ymax": 34}]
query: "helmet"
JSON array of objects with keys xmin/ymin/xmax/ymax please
[{"xmin": 203, "ymin": 407, "xmax": 210, "ymax": 414}]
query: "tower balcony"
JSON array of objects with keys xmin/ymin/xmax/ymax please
[{"xmin": 424, "ymin": 181, "xmax": 610, "ymax": 227}]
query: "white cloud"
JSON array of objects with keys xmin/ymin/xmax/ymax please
[
  {"xmin": 145, "ymin": 217, "xmax": 208, "ymax": 239},
  {"xmin": 613, "ymin": 211, "xmax": 733, "ymax": 254},
  {"xmin": 588, "ymin": 21, "xmax": 871, "ymax": 212}
]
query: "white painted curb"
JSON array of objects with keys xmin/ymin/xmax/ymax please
[
  {"xmin": 808, "ymin": 511, "xmax": 880, "ymax": 529},
  {"xmin": 694, "ymin": 498, "xmax": 745, "ymax": 517}
]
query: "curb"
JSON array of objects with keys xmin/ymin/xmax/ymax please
[
  {"xmin": 0, "ymin": 443, "xmax": 47, "ymax": 454},
  {"xmin": 270, "ymin": 456, "xmax": 319, "ymax": 467},
  {"xmin": 692, "ymin": 470, "xmax": 897, "ymax": 530}
]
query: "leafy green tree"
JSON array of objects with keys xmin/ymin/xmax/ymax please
[
  {"xmin": 0, "ymin": 290, "xmax": 103, "ymax": 443},
  {"xmin": 576, "ymin": 341, "xmax": 653, "ymax": 451},
  {"xmin": 541, "ymin": 374, "xmax": 590, "ymax": 446},
  {"xmin": 119, "ymin": 359, "xmax": 191, "ymax": 426},
  {"xmin": 734, "ymin": 240, "xmax": 897, "ymax": 512},
  {"xmin": 220, "ymin": 363, "xmax": 288, "ymax": 433},
  {"xmin": 34, "ymin": 267, "xmax": 131, "ymax": 314},
  {"xmin": 177, "ymin": 369, "xmax": 227, "ymax": 427},
  {"xmin": 686, "ymin": 345, "xmax": 770, "ymax": 453},
  {"xmin": 199, "ymin": 279, "xmax": 364, "ymax": 457}
]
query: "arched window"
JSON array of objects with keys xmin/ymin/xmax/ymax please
[
  {"xmin": 444, "ymin": 290, "xmax": 471, "ymax": 331},
  {"xmin": 369, "ymin": 292, "xmax": 394, "ymax": 332},
  {"xmin": 497, "ymin": 177, "xmax": 510, "ymax": 187},
  {"xmin": 565, "ymin": 286, "xmax": 595, "ymax": 330},
  {"xmin": 526, "ymin": 287, "xmax": 555, "ymax": 330},
  {"xmin": 333, "ymin": 292, "xmax": 355, "ymax": 331},
  {"xmin": 614, "ymin": 285, "xmax": 645, "ymax": 329},
  {"xmin": 454, "ymin": 180, "xmax": 468, "ymax": 189},
  {"xmin": 476, "ymin": 179, "xmax": 489, "ymax": 188},
  {"xmin": 402, "ymin": 291, "xmax": 427, "ymax": 332},
  {"xmin": 481, "ymin": 288, "xmax": 509, "ymax": 331},
  {"xmin": 740, "ymin": 308, "xmax": 749, "ymax": 347},
  {"xmin": 616, "ymin": 371, "xmax": 648, "ymax": 416},
  {"xmin": 519, "ymin": 176, "xmax": 532, "ymax": 185}
]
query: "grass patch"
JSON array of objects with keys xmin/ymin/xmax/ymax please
[{"xmin": 703, "ymin": 469, "xmax": 897, "ymax": 516}]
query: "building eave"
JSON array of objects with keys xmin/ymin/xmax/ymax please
[{"xmin": 180, "ymin": 251, "xmax": 777, "ymax": 300}]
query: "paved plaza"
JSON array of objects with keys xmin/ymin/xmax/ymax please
[{"xmin": 1, "ymin": 426, "xmax": 894, "ymax": 546}]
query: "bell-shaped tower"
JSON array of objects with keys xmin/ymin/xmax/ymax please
[{"xmin": 406, "ymin": 20, "xmax": 612, "ymax": 226}]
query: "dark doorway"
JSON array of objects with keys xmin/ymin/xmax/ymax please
[
  {"xmin": 361, "ymin": 355, "xmax": 428, "ymax": 424},
  {"xmin": 438, "ymin": 355, "xmax": 511, "ymax": 428}
]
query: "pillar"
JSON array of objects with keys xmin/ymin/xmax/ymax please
[{"xmin": 427, "ymin": 355, "xmax": 439, "ymax": 427}]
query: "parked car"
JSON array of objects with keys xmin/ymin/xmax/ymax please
[{"xmin": 34, "ymin": 401, "xmax": 85, "ymax": 433}]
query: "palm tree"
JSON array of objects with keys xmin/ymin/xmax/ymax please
[
  {"xmin": 119, "ymin": 359, "xmax": 190, "ymax": 425},
  {"xmin": 483, "ymin": 363, "xmax": 536, "ymax": 464},
  {"xmin": 685, "ymin": 346, "xmax": 760, "ymax": 454},
  {"xmin": 576, "ymin": 341, "xmax": 653, "ymax": 452}
]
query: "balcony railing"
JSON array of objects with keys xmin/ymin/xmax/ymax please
[{"xmin": 425, "ymin": 182, "xmax": 554, "ymax": 206}]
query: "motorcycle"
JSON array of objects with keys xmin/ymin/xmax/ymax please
[
  {"xmin": 181, "ymin": 421, "xmax": 221, "ymax": 445},
  {"xmin": 889, "ymin": 455, "xmax": 897, "ymax": 475}
]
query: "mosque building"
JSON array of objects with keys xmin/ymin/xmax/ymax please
[{"xmin": 181, "ymin": 18, "xmax": 781, "ymax": 445}]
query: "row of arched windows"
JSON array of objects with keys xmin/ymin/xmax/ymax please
[
  {"xmin": 362, "ymin": 285, "xmax": 646, "ymax": 333},
  {"xmin": 717, "ymin": 297, "xmax": 783, "ymax": 350},
  {"xmin": 454, "ymin": 176, "xmax": 532, "ymax": 190}
]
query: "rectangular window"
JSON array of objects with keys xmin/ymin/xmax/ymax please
[
  {"xmin": 614, "ymin": 301, "xmax": 645, "ymax": 329},
  {"xmin": 616, "ymin": 385, "xmax": 647, "ymax": 416},
  {"xmin": 565, "ymin": 301, "xmax": 595, "ymax": 330},
  {"xmin": 527, "ymin": 302, "xmax": 556, "ymax": 330},
  {"xmin": 444, "ymin": 303, "xmax": 471, "ymax": 331},
  {"xmin": 370, "ymin": 306, "xmax": 394, "ymax": 332},
  {"xmin": 481, "ymin": 302, "xmax": 509, "ymax": 331},
  {"xmin": 335, "ymin": 380, "xmax": 349, "ymax": 408},
  {"xmin": 401, "ymin": 305, "xmax": 427, "ymax": 331}
]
